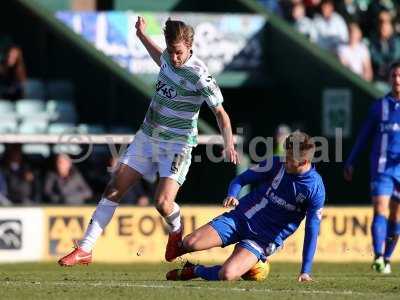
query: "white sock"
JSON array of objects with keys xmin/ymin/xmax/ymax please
[
  {"xmin": 80, "ymin": 198, "xmax": 118, "ymax": 252},
  {"xmin": 164, "ymin": 202, "xmax": 182, "ymax": 233}
]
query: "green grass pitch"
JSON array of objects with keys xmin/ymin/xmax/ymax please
[{"xmin": 0, "ymin": 262, "xmax": 399, "ymax": 299}]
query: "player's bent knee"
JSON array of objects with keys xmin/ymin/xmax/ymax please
[
  {"xmin": 182, "ymin": 234, "xmax": 198, "ymax": 251},
  {"xmin": 218, "ymin": 267, "xmax": 240, "ymax": 281},
  {"xmin": 155, "ymin": 195, "xmax": 173, "ymax": 215}
]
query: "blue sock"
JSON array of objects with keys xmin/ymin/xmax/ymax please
[
  {"xmin": 194, "ymin": 265, "xmax": 221, "ymax": 281},
  {"xmin": 384, "ymin": 221, "xmax": 400, "ymax": 260},
  {"xmin": 371, "ymin": 214, "xmax": 388, "ymax": 257}
]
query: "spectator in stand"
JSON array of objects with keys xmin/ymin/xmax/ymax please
[
  {"xmin": 303, "ymin": 0, "xmax": 322, "ymax": 17},
  {"xmin": 44, "ymin": 153, "xmax": 93, "ymax": 205},
  {"xmin": 313, "ymin": 0, "xmax": 349, "ymax": 52},
  {"xmin": 370, "ymin": 10, "xmax": 400, "ymax": 82},
  {"xmin": 291, "ymin": 1, "xmax": 318, "ymax": 42},
  {"xmin": 338, "ymin": 22, "xmax": 373, "ymax": 81},
  {"xmin": 0, "ymin": 169, "xmax": 11, "ymax": 206},
  {"xmin": 1, "ymin": 144, "xmax": 40, "ymax": 205},
  {"xmin": 335, "ymin": 0, "xmax": 365, "ymax": 24},
  {"xmin": 365, "ymin": 0, "xmax": 396, "ymax": 35},
  {"xmin": 0, "ymin": 36, "xmax": 26, "ymax": 100}
]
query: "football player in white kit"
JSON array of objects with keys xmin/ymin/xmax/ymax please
[{"xmin": 58, "ymin": 16, "xmax": 239, "ymax": 266}]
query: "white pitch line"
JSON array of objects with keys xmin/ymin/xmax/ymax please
[{"xmin": 1, "ymin": 281, "xmax": 395, "ymax": 297}]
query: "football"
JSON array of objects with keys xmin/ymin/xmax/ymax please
[{"xmin": 241, "ymin": 261, "xmax": 270, "ymax": 281}]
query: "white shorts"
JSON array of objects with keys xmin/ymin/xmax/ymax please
[{"xmin": 120, "ymin": 130, "xmax": 192, "ymax": 185}]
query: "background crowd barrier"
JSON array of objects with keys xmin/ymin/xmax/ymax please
[{"xmin": 0, "ymin": 206, "xmax": 395, "ymax": 263}]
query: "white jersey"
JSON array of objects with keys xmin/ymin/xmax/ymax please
[{"xmin": 140, "ymin": 50, "xmax": 223, "ymax": 146}]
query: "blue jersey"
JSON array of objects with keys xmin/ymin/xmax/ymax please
[
  {"xmin": 346, "ymin": 93, "xmax": 400, "ymax": 177},
  {"xmin": 227, "ymin": 157, "xmax": 325, "ymax": 274}
]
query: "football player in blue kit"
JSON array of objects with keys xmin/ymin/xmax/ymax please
[
  {"xmin": 344, "ymin": 61, "xmax": 400, "ymax": 274},
  {"xmin": 166, "ymin": 131, "xmax": 325, "ymax": 282}
]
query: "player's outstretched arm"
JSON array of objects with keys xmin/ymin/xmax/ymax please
[
  {"xmin": 299, "ymin": 212, "xmax": 320, "ymax": 282},
  {"xmin": 299, "ymin": 184, "xmax": 325, "ymax": 282},
  {"xmin": 212, "ymin": 105, "xmax": 239, "ymax": 165},
  {"xmin": 227, "ymin": 159, "xmax": 279, "ymax": 200},
  {"xmin": 135, "ymin": 16, "xmax": 162, "ymax": 66},
  {"xmin": 344, "ymin": 101, "xmax": 379, "ymax": 181}
]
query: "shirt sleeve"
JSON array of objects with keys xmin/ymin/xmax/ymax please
[
  {"xmin": 227, "ymin": 158, "xmax": 278, "ymax": 198},
  {"xmin": 345, "ymin": 101, "xmax": 379, "ymax": 167},
  {"xmin": 160, "ymin": 50, "xmax": 168, "ymax": 65},
  {"xmin": 196, "ymin": 73, "xmax": 224, "ymax": 108},
  {"xmin": 301, "ymin": 180, "xmax": 325, "ymax": 274},
  {"xmin": 362, "ymin": 44, "xmax": 370, "ymax": 61}
]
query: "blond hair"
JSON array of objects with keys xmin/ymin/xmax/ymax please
[
  {"xmin": 284, "ymin": 131, "xmax": 316, "ymax": 161},
  {"xmin": 163, "ymin": 18, "xmax": 194, "ymax": 47}
]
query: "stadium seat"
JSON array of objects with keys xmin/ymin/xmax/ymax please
[
  {"xmin": 77, "ymin": 124, "xmax": 106, "ymax": 134},
  {"xmin": 19, "ymin": 119, "xmax": 48, "ymax": 134},
  {"xmin": 0, "ymin": 99, "xmax": 15, "ymax": 114},
  {"xmin": 23, "ymin": 78, "xmax": 45, "ymax": 99},
  {"xmin": 18, "ymin": 120, "xmax": 50, "ymax": 157},
  {"xmin": 16, "ymin": 99, "xmax": 51, "ymax": 121},
  {"xmin": 77, "ymin": 124, "xmax": 108, "ymax": 156},
  {"xmin": 46, "ymin": 99, "xmax": 77, "ymax": 123},
  {"xmin": 108, "ymin": 125, "xmax": 133, "ymax": 134},
  {"xmin": 47, "ymin": 122, "xmax": 77, "ymax": 134},
  {"xmin": 48, "ymin": 122, "xmax": 81, "ymax": 155},
  {"xmin": 46, "ymin": 80, "xmax": 75, "ymax": 100},
  {"xmin": 0, "ymin": 119, "xmax": 18, "ymax": 133},
  {"xmin": 0, "ymin": 99, "xmax": 17, "ymax": 121}
]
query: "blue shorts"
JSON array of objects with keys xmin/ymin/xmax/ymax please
[
  {"xmin": 209, "ymin": 211, "xmax": 280, "ymax": 262},
  {"xmin": 371, "ymin": 173, "xmax": 400, "ymax": 201}
]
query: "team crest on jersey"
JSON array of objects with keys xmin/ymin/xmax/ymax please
[
  {"xmin": 295, "ymin": 193, "xmax": 306, "ymax": 203},
  {"xmin": 156, "ymin": 80, "xmax": 177, "ymax": 99},
  {"xmin": 179, "ymin": 79, "xmax": 186, "ymax": 86}
]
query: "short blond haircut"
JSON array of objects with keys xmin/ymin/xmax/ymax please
[
  {"xmin": 163, "ymin": 19, "xmax": 194, "ymax": 47},
  {"xmin": 284, "ymin": 131, "xmax": 315, "ymax": 161}
]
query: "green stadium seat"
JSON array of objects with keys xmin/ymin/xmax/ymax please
[
  {"xmin": 19, "ymin": 120, "xmax": 48, "ymax": 134},
  {"xmin": 48, "ymin": 122, "xmax": 81, "ymax": 155},
  {"xmin": 77, "ymin": 124, "xmax": 108, "ymax": 156},
  {"xmin": 16, "ymin": 99, "xmax": 51, "ymax": 121},
  {"xmin": 108, "ymin": 125, "xmax": 133, "ymax": 134},
  {"xmin": 0, "ymin": 100, "xmax": 17, "ymax": 121},
  {"xmin": 23, "ymin": 79, "xmax": 45, "ymax": 99},
  {"xmin": 46, "ymin": 99, "xmax": 77, "ymax": 123},
  {"xmin": 47, "ymin": 122, "xmax": 77, "ymax": 134},
  {"xmin": 0, "ymin": 119, "xmax": 18, "ymax": 133},
  {"xmin": 0, "ymin": 99, "xmax": 15, "ymax": 114},
  {"xmin": 19, "ymin": 120, "xmax": 50, "ymax": 157},
  {"xmin": 77, "ymin": 124, "xmax": 105, "ymax": 134},
  {"xmin": 47, "ymin": 80, "xmax": 74, "ymax": 100}
]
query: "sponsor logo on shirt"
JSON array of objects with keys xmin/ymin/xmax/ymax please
[
  {"xmin": 380, "ymin": 122, "xmax": 400, "ymax": 132},
  {"xmin": 295, "ymin": 193, "xmax": 306, "ymax": 203},
  {"xmin": 267, "ymin": 191, "xmax": 297, "ymax": 211},
  {"xmin": 156, "ymin": 80, "xmax": 177, "ymax": 99}
]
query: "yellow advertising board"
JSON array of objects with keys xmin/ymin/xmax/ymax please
[
  {"xmin": 43, "ymin": 206, "xmax": 234, "ymax": 263},
  {"xmin": 43, "ymin": 206, "xmax": 399, "ymax": 263}
]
